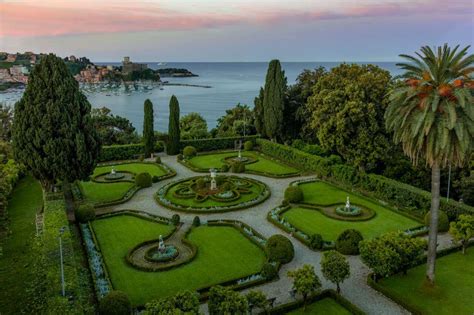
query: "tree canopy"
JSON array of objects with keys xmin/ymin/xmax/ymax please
[
  {"xmin": 91, "ymin": 107, "xmax": 139, "ymax": 145},
  {"xmin": 213, "ymin": 103, "xmax": 255, "ymax": 137},
  {"xmin": 180, "ymin": 112, "xmax": 209, "ymax": 140}
]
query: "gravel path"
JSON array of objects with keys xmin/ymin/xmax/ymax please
[{"xmin": 100, "ymin": 153, "xmax": 456, "ymax": 315}]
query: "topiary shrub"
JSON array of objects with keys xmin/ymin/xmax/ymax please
[
  {"xmin": 261, "ymin": 262, "xmax": 278, "ymax": 280},
  {"xmin": 183, "ymin": 146, "xmax": 197, "ymax": 158},
  {"xmin": 424, "ymin": 210, "xmax": 450, "ymax": 232},
  {"xmin": 281, "ymin": 199, "xmax": 289, "ymax": 206},
  {"xmin": 99, "ymin": 291, "xmax": 131, "ymax": 315},
  {"xmin": 284, "ymin": 186, "xmax": 303, "ymax": 203},
  {"xmin": 221, "ymin": 182, "xmax": 231, "ymax": 191},
  {"xmin": 139, "ymin": 155, "xmax": 145, "ymax": 161},
  {"xmin": 221, "ymin": 164, "xmax": 230, "ymax": 172},
  {"xmin": 265, "ymin": 234, "xmax": 294, "ymax": 264},
  {"xmin": 244, "ymin": 140, "xmax": 254, "ymax": 151},
  {"xmin": 335, "ymin": 229, "xmax": 363, "ymax": 255},
  {"xmin": 193, "ymin": 216, "xmax": 201, "ymax": 227},
  {"xmin": 171, "ymin": 214, "xmax": 180, "ymax": 225},
  {"xmin": 135, "ymin": 172, "xmax": 152, "ymax": 188},
  {"xmin": 231, "ymin": 161, "xmax": 245, "ymax": 173},
  {"xmin": 152, "ymin": 175, "xmax": 159, "ymax": 183},
  {"xmin": 177, "ymin": 154, "xmax": 184, "ymax": 161},
  {"xmin": 196, "ymin": 178, "xmax": 206, "ymax": 189},
  {"xmin": 308, "ymin": 234, "xmax": 323, "ymax": 250},
  {"xmin": 75, "ymin": 203, "xmax": 95, "ymax": 223},
  {"xmin": 155, "ymin": 156, "xmax": 161, "ymax": 164}
]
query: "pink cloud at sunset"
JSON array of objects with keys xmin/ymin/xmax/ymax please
[{"xmin": 1, "ymin": 0, "xmax": 472, "ymax": 37}]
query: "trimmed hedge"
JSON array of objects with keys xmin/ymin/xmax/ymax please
[
  {"xmin": 99, "ymin": 142, "xmax": 164, "ymax": 162},
  {"xmin": 257, "ymin": 139, "xmax": 474, "ymax": 220},
  {"xmin": 180, "ymin": 135, "xmax": 258, "ymax": 152},
  {"xmin": 99, "ymin": 291, "xmax": 131, "ymax": 315},
  {"xmin": 424, "ymin": 210, "xmax": 450, "ymax": 232},
  {"xmin": 75, "ymin": 203, "xmax": 96, "ymax": 223},
  {"xmin": 265, "ymin": 235, "xmax": 294, "ymax": 264},
  {"xmin": 335, "ymin": 229, "xmax": 363, "ymax": 255},
  {"xmin": 284, "ymin": 186, "xmax": 303, "ymax": 203},
  {"xmin": 183, "ymin": 146, "xmax": 197, "ymax": 158},
  {"xmin": 135, "ymin": 172, "xmax": 152, "ymax": 188}
]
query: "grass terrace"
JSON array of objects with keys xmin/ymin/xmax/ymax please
[
  {"xmin": 91, "ymin": 214, "xmax": 266, "ymax": 306},
  {"xmin": 281, "ymin": 181, "xmax": 421, "ymax": 241}
]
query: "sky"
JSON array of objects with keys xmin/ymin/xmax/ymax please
[{"xmin": 1, "ymin": 0, "xmax": 473, "ymax": 62}]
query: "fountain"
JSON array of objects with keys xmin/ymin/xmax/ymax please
[
  {"xmin": 104, "ymin": 166, "xmax": 125, "ymax": 180},
  {"xmin": 335, "ymin": 196, "xmax": 362, "ymax": 217}
]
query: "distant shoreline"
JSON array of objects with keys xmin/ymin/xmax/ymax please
[{"xmin": 163, "ymin": 83, "xmax": 211, "ymax": 88}]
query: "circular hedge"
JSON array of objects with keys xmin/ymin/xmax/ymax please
[
  {"xmin": 265, "ymin": 234, "xmax": 294, "ymax": 264},
  {"xmin": 75, "ymin": 204, "xmax": 96, "ymax": 223},
  {"xmin": 424, "ymin": 210, "xmax": 450, "ymax": 232},
  {"xmin": 183, "ymin": 146, "xmax": 197, "ymax": 158},
  {"xmin": 284, "ymin": 186, "xmax": 304, "ymax": 203},
  {"xmin": 99, "ymin": 291, "xmax": 131, "ymax": 315},
  {"xmin": 261, "ymin": 262, "xmax": 278, "ymax": 280},
  {"xmin": 335, "ymin": 229, "xmax": 363, "ymax": 255},
  {"xmin": 244, "ymin": 141, "xmax": 254, "ymax": 151},
  {"xmin": 135, "ymin": 172, "xmax": 152, "ymax": 188}
]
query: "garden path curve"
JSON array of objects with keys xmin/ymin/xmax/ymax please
[{"xmin": 98, "ymin": 153, "xmax": 455, "ymax": 315}]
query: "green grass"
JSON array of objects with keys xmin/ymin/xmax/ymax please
[
  {"xmin": 377, "ymin": 249, "xmax": 474, "ymax": 315},
  {"xmin": 287, "ymin": 297, "xmax": 352, "ymax": 315},
  {"xmin": 80, "ymin": 181, "xmax": 134, "ymax": 203},
  {"xmin": 92, "ymin": 163, "xmax": 167, "ymax": 178},
  {"xmin": 92, "ymin": 215, "xmax": 266, "ymax": 306},
  {"xmin": 0, "ymin": 176, "xmax": 43, "ymax": 314},
  {"xmin": 188, "ymin": 151, "xmax": 299, "ymax": 175},
  {"xmin": 282, "ymin": 181, "xmax": 420, "ymax": 241}
]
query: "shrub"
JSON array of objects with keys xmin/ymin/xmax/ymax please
[
  {"xmin": 138, "ymin": 155, "xmax": 145, "ymax": 161},
  {"xmin": 183, "ymin": 146, "xmax": 197, "ymax": 158},
  {"xmin": 171, "ymin": 214, "xmax": 180, "ymax": 225},
  {"xmin": 75, "ymin": 203, "xmax": 95, "ymax": 223},
  {"xmin": 99, "ymin": 291, "xmax": 131, "ymax": 315},
  {"xmin": 261, "ymin": 263, "xmax": 278, "ymax": 280},
  {"xmin": 424, "ymin": 210, "xmax": 450, "ymax": 232},
  {"xmin": 284, "ymin": 186, "xmax": 303, "ymax": 203},
  {"xmin": 335, "ymin": 229, "xmax": 363, "ymax": 255},
  {"xmin": 221, "ymin": 164, "xmax": 230, "ymax": 172},
  {"xmin": 177, "ymin": 154, "xmax": 184, "ymax": 161},
  {"xmin": 215, "ymin": 176, "xmax": 225, "ymax": 186},
  {"xmin": 265, "ymin": 235, "xmax": 294, "ymax": 264},
  {"xmin": 244, "ymin": 140, "xmax": 254, "ymax": 151},
  {"xmin": 180, "ymin": 135, "xmax": 258, "ymax": 152},
  {"xmin": 231, "ymin": 161, "xmax": 245, "ymax": 173},
  {"xmin": 135, "ymin": 172, "xmax": 152, "ymax": 188},
  {"xmin": 99, "ymin": 143, "xmax": 144, "ymax": 162},
  {"xmin": 281, "ymin": 199, "xmax": 289, "ymax": 206},
  {"xmin": 152, "ymin": 175, "xmax": 159, "ymax": 183},
  {"xmin": 196, "ymin": 178, "xmax": 206, "ymax": 189},
  {"xmin": 193, "ymin": 216, "xmax": 201, "ymax": 227},
  {"xmin": 308, "ymin": 234, "xmax": 323, "ymax": 250},
  {"xmin": 221, "ymin": 182, "xmax": 231, "ymax": 191},
  {"xmin": 155, "ymin": 156, "xmax": 161, "ymax": 164}
]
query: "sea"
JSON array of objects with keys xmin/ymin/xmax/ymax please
[{"xmin": 0, "ymin": 62, "xmax": 402, "ymax": 133}]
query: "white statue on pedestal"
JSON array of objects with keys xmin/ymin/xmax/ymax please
[
  {"xmin": 345, "ymin": 196, "xmax": 351, "ymax": 211},
  {"xmin": 158, "ymin": 235, "xmax": 165, "ymax": 252},
  {"xmin": 111, "ymin": 166, "xmax": 116, "ymax": 175},
  {"xmin": 210, "ymin": 169, "xmax": 217, "ymax": 190}
]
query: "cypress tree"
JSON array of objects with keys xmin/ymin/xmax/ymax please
[
  {"xmin": 253, "ymin": 87, "xmax": 265, "ymax": 136},
  {"xmin": 12, "ymin": 54, "xmax": 100, "ymax": 190},
  {"xmin": 263, "ymin": 59, "xmax": 286, "ymax": 141},
  {"xmin": 143, "ymin": 99, "xmax": 155, "ymax": 157},
  {"xmin": 167, "ymin": 95, "xmax": 180, "ymax": 155}
]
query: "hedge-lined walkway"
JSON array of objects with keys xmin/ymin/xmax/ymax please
[{"xmin": 99, "ymin": 154, "xmax": 455, "ymax": 315}]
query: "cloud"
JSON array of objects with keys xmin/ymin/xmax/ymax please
[{"xmin": 1, "ymin": 0, "xmax": 472, "ymax": 37}]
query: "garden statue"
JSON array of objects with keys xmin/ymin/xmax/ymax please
[
  {"xmin": 111, "ymin": 166, "xmax": 116, "ymax": 175},
  {"xmin": 158, "ymin": 235, "xmax": 165, "ymax": 252},
  {"xmin": 210, "ymin": 168, "xmax": 217, "ymax": 190},
  {"xmin": 345, "ymin": 196, "xmax": 351, "ymax": 211}
]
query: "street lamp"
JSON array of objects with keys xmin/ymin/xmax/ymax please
[{"xmin": 59, "ymin": 226, "xmax": 66, "ymax": 297}]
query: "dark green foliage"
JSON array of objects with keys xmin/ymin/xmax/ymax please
[
  {"xmin": 183, "ymin": 146, "xmax": 197, "ymax": 158},
  {"xmin": 246, "ymin": 290, "xmax": 269, "ymax": 313},
  {"xmin": 208, "ymin": 285, "xmax": 248, "ymax": 315},
  {"xmin": 214, "ymin": 103, "xmax": 256, "ymax": 137},
  {"xmin": 284, "ymin": 186, "xmax": 304, "ymax": 203},
  {"xmin": 12, "ymin": 54, "xmax": 100, "ymax": 190},
  {"xmin": 196, "ymin": 178, "xmax": 206, "ymax": 189},
  {"xmin": 254, "ymin": 87, "xmax": 265, "ymax": 135},
  {"xmin": 98, "ymin": 143, "xmax": 164, "ymax": 162},
  {"xmin": 155, "ymin": 156, "xmax": 161, "ymax": 164},
  {"xmin": 180, "ymin": 135, "xmax": 258, "ymax": 152},
  {"xmin": 265, "ymin": 234, "xmax": 294, "ymax": 264},
  {"xmin": 309, "ymin": 234, "xmax": 323, "ymax": 250},
  {"xmin": 135, "ymin": 172, "xmax": 152, "ymax": 188},
  {"xmin": 244, "ymin": 140, "xmax": 253, "ymax": 151},
  {"xmin": 321, "ymin": 250, "xmax": 350, "ymax": 293},
  {"xmin": 171, "ymin": 214, "xmax": 180, "ymax": 225},
  {"xmin": 91, "ymin": 107, "xmax": 139, "ymax": 145},
  {"xmin": 221, "ymin": 164, "xmax": 230, "ymax": 172},
  {"xmin": 143, "ymin": 99, "xmax": 155, "ymax": 157},
  {"xmin": 263, "ymin": 60, "xmax": 286, "ymax": 140},
  {"xmin": 180, "ymin": 112, "xmax": 209, "ymax": 140},
  {"xmin": 261, "ymin": 262, "xmax": 278, "ymax": 280},
  {"xmin": 0, "ymin": 103, "xmax": 13, "ymax": 141},
  {"xmin": 335, "ymin": 229, "xmax": 363, "ymax": 255},
  {"xmin": 138, "ymin": 155, "xmax": 144, "ymax": 162},
  {"xmin": 152, "ymin": 175, "xmax": 159, "ymax": 183},
  {"xmin": 221, "ymin": 182, "xmax": 231, "ymax": 191},
  {"xmin": 145, "ymin": 290, "xmax": 199, "ymax": 314},
  {"xmin": 177, "ymin": 154, "xmax": 183, "ymax": 161},
  {"xmin": 425, "ymin": 210, "xmax": 450, "ymax": 232},
  {"xmin": 167, "ymin": 95, "xmax": 180, "ymax": 155},
  {"xmin": 231, "ymin": 161, "xmax": 245, "ymax": 173},
  {"xmin": 99, "ymin": 291, "xmax": 131, "ymax": 315},
  {"xmin": 75, "ymin": 203, "xmax": 95, "ymax": 223},
  {"xmin": 192, "ymin": 216, "xmax": 200, "ymax": 227}
]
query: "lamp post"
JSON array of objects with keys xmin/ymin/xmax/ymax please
[{"xmin": 59, "ymin": 226, "xmax": 66, "ymax": 297}]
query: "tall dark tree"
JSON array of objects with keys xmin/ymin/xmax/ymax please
[
  {"xmin": 167, "ymin": 95, "xmax": 180, "ymax": 155},
  {"xmin": 12, "ymin": 54, "xmax": 100, "ymax": 190},
  {"xmin": 0, "ymin": 103, "xmax": 13, "ymax": 142},
  {"xmin": 253, "ymin": 87, "xmax": 265, "ymax": 136},
  {"xmin": 263, "ymin": 60, "xmax": 286, "ymax": 141},
  {"xmin": 143, "ymin": 99, "xmax": 155, "ymax": 157}
]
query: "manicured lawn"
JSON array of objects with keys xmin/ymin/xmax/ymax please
[
  {"xmin": 0, "ymin": 176, "xmax": 43, "ymax": 314},
  {"xmin": 92, "ymin": 163, "xmax": 167, "ymax": 178},
  {"xmin": 187, "ymin": 151, "xmax": 299, "ymax": 176},
  {"xmin": 92, "ymin": 215, "xmax": 266, "ymax": 306},
  {"xmin": 80, "ymin": 181, "xmax": 134, "ymax": 203},
  {"xmin": 282, "ymin": 181, "xmax": 420, "ymax": 241},
  {"xmin": 287, "ymin": 297, "xmax": 352, "ymax": 315},
  {"xmin": 377, "ymin": 249, "xmax": 474, "ymax": 315}
]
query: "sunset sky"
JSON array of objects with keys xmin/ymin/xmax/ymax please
[{"xmin": 1, "ymin": 0, "xmax": 473, "ymax": 61}]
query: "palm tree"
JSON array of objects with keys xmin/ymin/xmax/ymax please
[{"xmin": 385, "ymin": 44, "xmax": 473, "ymax": 285}]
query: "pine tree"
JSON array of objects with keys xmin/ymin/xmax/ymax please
[
  {"xmin": 12, "ymin": 54, "xmax": 100, "ymax": 190},
  {"xmin": 263, "ymin": 60, "xmax": 286, "ymax": 141},
  {"xmin": 143, "ymin": 99, "xmax": 155, "ymax": 157},
  {"xmin": 167, "ymin": 95, "xmax": 180, "ymax": 155},
  {"xmin": 253, "ymin": 87, "xmax": 265, "ymax": 136}
]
